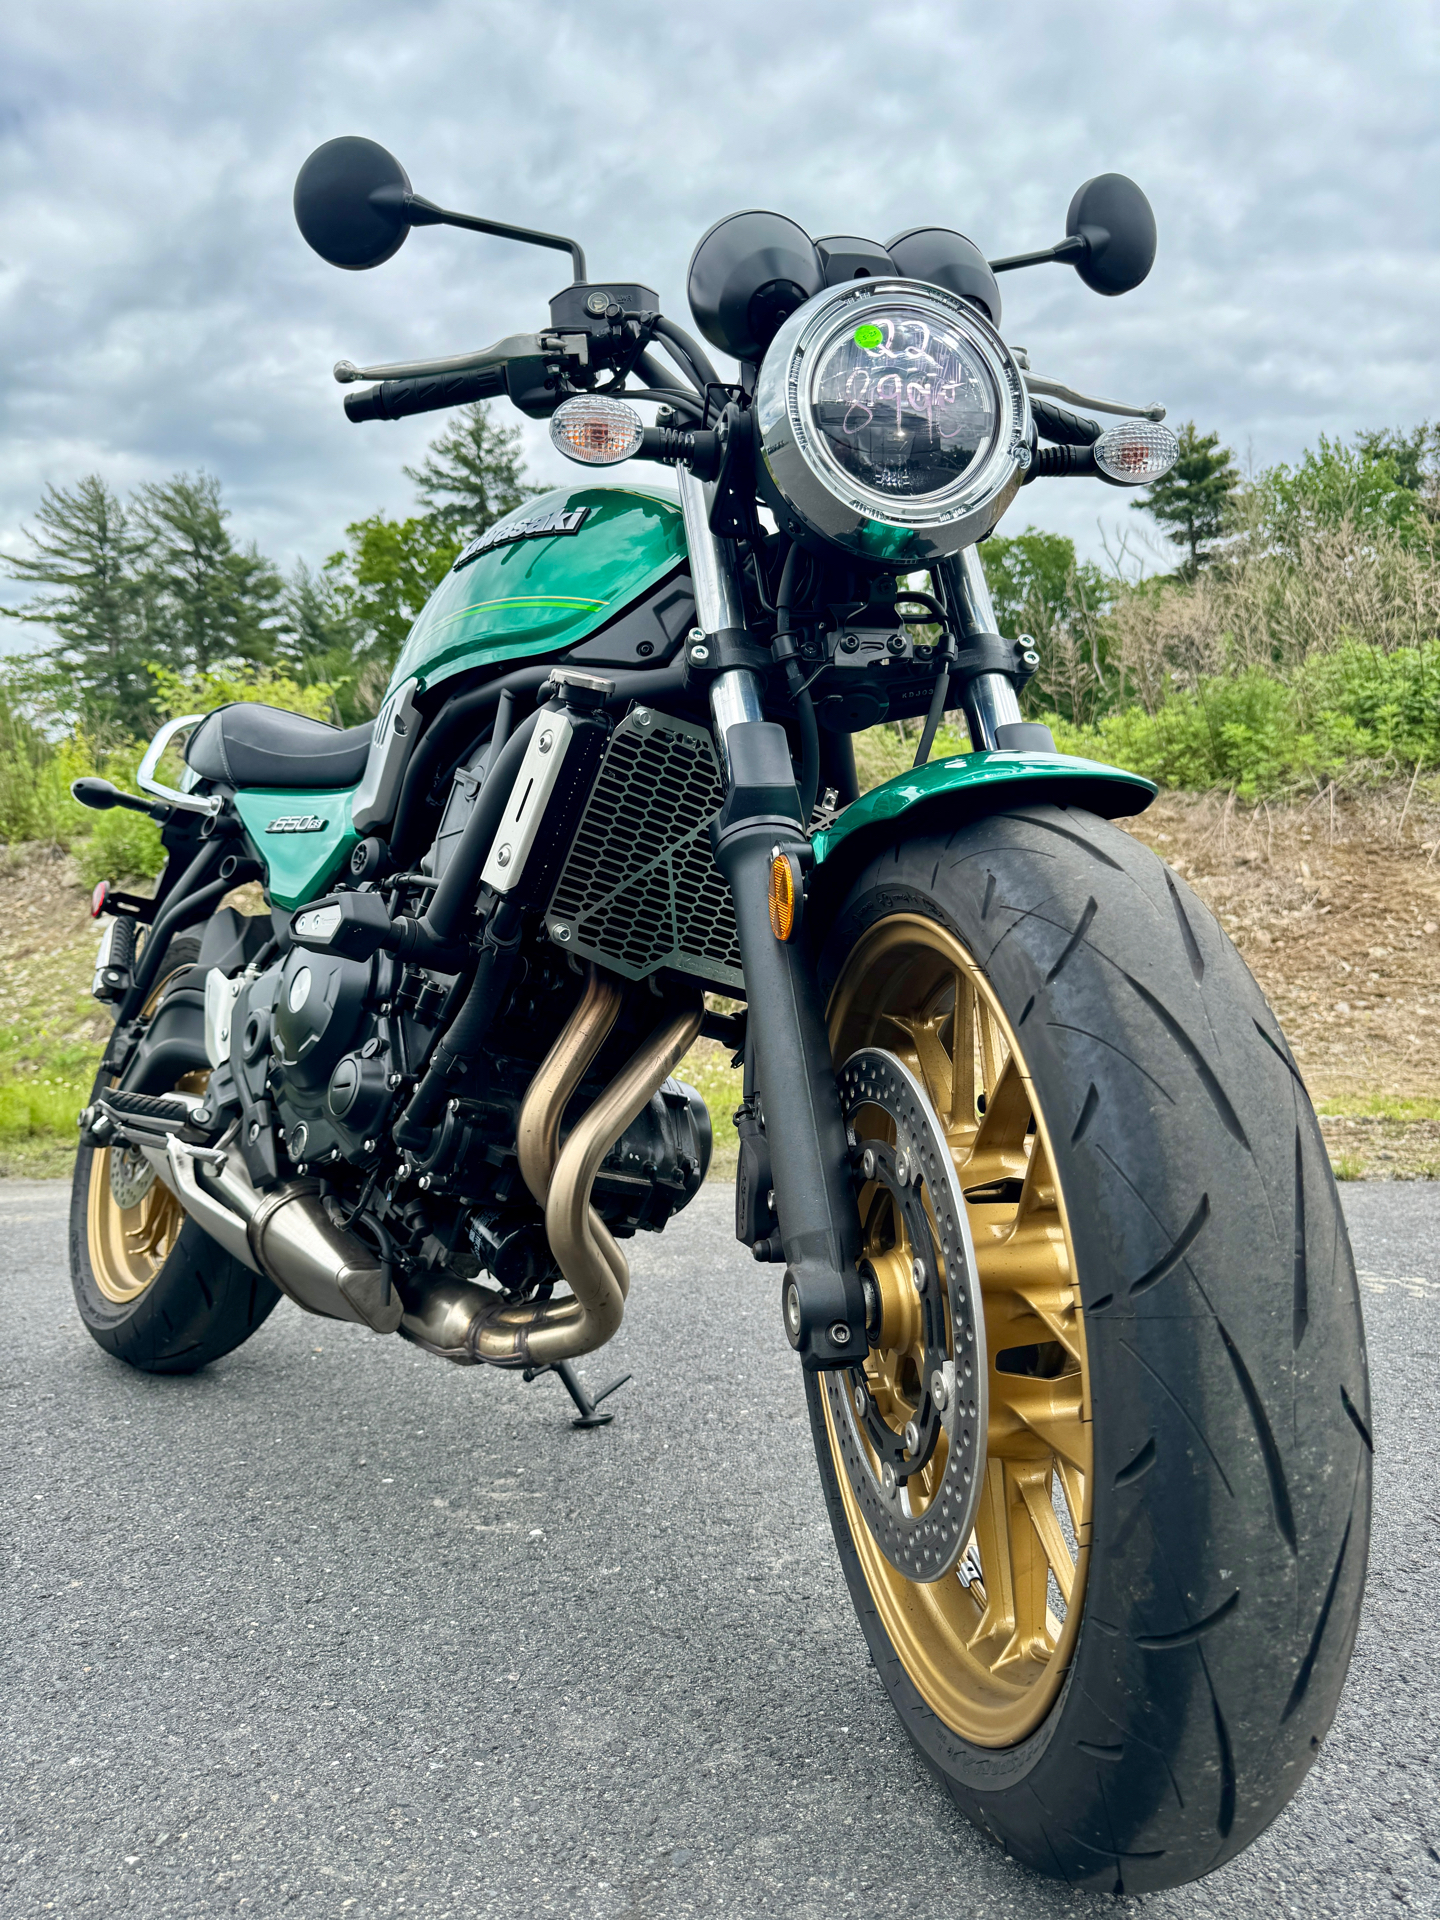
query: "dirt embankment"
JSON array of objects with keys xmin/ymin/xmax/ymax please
[
  {"xmin": 0, "ymin": 783, "xmax": 1434, "ymax": 1182},
  {"xmin": 1123, "ymin": 783, "xmax": 1438, "ymax": 1178}
]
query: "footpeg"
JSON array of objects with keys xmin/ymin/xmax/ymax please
[{"xmin": 523, "ymin": 1357, "xmax": 631, "ymax": 1428}]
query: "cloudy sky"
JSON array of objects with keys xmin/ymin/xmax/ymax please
[{"xmin": 0, "ymin": 0, "xmax": 1435, "ymax": 619}]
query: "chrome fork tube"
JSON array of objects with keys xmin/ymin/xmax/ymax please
[
  {"xmin": 709, "ymin": 670, "xmax": 765, "ymax": 776},
  {"xmin": 954, "ymin": 546, "xmax": 1023, "ymax": 751},
  {"xmin": 676, "ymin": 464, "xmax": 746, "ymax": 634},
  {"xmin": 675, "ymin": 464, "xmax": 763, "ymax": 775}
]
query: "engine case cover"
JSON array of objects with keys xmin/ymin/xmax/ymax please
[{"xmin": 272, "ymin": 948, "xmax": 374, "ymax": 1090}]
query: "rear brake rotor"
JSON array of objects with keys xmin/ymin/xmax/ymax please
[
  {"xmin": 824, "ymin": 1047, "xmax": 987, "ymax": 1583},
  {"xmin": 109, "ymin": 1140, "xmax": 157, "ymax": 1210}
]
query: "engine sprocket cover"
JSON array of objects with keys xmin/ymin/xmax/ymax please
[{"xmin": 824, "ymin": 1047, "xmax": 988, "ymax": 1583}]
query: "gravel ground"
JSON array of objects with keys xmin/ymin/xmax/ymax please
[{"xmin": 3, "ymin": 1180, "xmax": 1437, "ymax": 1920}]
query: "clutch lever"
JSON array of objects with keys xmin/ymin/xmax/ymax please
[{"xmin": 332, "ymin": 332, "xmax": 544, "ymax": 385}]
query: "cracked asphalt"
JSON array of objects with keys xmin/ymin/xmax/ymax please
[{"xmin": 3, "ymin": 1179, "xmax": 1437, "ymax": 1919}]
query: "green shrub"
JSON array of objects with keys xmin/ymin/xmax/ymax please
[
  {"xmin": 1046, "ymin": 640, "xmax": 1438, "ymax": 797},
  {"xmin": 74, "ymin": 804, "xmax": 166, "ymax": 885},
  {"xmin": 149, "ymin": 660, "xmax": 342, "ymax": 724}
]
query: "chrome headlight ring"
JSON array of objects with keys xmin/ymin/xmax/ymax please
[{"xmin": 754, "ymin": 277, "xmax": 1032, "ymax": 564}]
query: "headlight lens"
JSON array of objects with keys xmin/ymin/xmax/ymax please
[
  {"xmin": 810, "ymin": 306, "xmax": 998, "ymax": 502},
  {"xmin": 755, "ymin": 279, "xmax": 1030, "ymax": 562}
]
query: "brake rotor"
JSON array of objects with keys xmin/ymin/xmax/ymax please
[
  {"xmin": 108, "ymin": 1141, "xmax": 157, "ymax": 1210},
  {"xmin": 824, "ymin": 1047, "xmax": 987, "ymax": 1583}
]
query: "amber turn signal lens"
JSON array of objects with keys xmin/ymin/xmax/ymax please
[{"xmin": 768, "ymin": 850, "xmax": 798, "ymax": 941}]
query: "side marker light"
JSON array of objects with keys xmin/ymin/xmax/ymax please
[{"xmin": 768, "ymin": 849, "xmax": 802, "ymax": 941}]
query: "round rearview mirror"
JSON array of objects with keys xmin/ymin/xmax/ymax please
[
  {"xmin": 1066, "ymin": 174, "xmax": 1156, "ymax": 296},
  {"xmin": 687, "ymin": 210, "xmax": 824, "ymax": 363},
  {"xmin": 294, "ymin": 136, "xmax": 414, "ymax": 271}
]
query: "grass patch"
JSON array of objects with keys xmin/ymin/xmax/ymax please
[
  {"xmin": 1330, "ymin": 1152, "xmax": 1367, "ymax": 1181},
  {"xmin": 679, "ymin": 1037, "xmax": 744, "ymax": 1180},
  {"xmin": 0, "ymin": 1074, "xmax": 91, "ymax": 1143},
  {"xmin": 1315, "ymin": 1093, "xmax": 1440, "ymax": 1123}
]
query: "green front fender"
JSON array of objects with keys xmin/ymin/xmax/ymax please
[{"xmin": 811, "ymin": 748, "xmax": 1156, "ymax": 881}]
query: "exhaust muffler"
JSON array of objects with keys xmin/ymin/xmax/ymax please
[{"xmin": 142, "ymin": 1122, "xmax": 400, "ymax": 1334}]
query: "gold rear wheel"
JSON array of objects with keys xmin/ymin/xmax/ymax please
[
  {"xmin": 87, "ymin": 1143, "xmax": 187, "ymax": 1303},
  {"xmin": 84, "ymin": 960, "xmax": 203, "ymax": 1306},
  {"xmin": 826, "ymin": 912, "xmax": 1092, "ymax": 1747}
]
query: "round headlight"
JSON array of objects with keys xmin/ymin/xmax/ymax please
[{"xmin": 754, "ymin": 279, "xmax": 1031, "ymax": 563}]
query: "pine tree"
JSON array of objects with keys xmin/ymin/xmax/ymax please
[
  {"xmin": 1352, "ymin": 422, "xmax": 1438, "ymax": 519},
  {"xmin": 275, "ymin": 563, "xmax": 364, "ymax": 723},
  {"xmin": 137, "ymin": 473, "xmax": 283, "ymax": 675},
  {"xmin": 1135, "ymin": 422, "xmax": 1239, "ymax": 577},
  {"xmin": 1, "ymin": 475, "xmax": 158, "ymax": 735},
  {"xmin": 402, "ymin": 403, "xmax": 539, "ymax": 541}
]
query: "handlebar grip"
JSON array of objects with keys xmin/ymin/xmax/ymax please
[
  {"xmin": 345, "ymin": 364, "xmax": 507, "ymax": 423},
  {"xmin": 1032, "ymin": 396, "xmax": 1101, "ymax": 446}
]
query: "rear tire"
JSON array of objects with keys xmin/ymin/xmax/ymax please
[
  {"xmin": 809, "ymin": 803, "xmax": 1371, "ymax": 1893},
  {"xmin": 69, "ymin": 938, "xmax": 282, "ymax": 1374}
]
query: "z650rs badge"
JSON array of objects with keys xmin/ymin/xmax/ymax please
[{"xmin": 266, "ymin": 814, "xmax": 328, "ymax": 834}]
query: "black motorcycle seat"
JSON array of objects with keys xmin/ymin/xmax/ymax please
[{"xmin": 184, "ymin": 703, "xmax": 374, "ymax": 791}]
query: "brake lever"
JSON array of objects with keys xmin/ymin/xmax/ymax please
[{"xmin": 1023, "ymin": 374, "xmax": 1165, "ymax": 422}]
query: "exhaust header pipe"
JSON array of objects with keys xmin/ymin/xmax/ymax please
[
  {"xmin": 134, "ymin": 969, "xmax": 700, "ymax": 1364},
  {"xmin": 400, "ymin": 970, "xmax": 701, "ymax": 1368}
]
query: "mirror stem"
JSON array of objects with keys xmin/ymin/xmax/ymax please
[
  {"xmin": 989, "ymin": 233, "xmax": 1089, "ymax": 274},
  {"xmin": 376, "ymin": 186, "xmax": 587, "ymax": 281}
]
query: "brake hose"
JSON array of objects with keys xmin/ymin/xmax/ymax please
[{"xmin": 775, "ymin": 541, "xmax": 820, "ymax": 824}]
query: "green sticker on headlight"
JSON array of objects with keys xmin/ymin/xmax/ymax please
[{"xmin": 854, "ymin": 324, "xmax": 884, "ymax": 350}]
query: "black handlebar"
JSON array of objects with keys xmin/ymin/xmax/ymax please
[
  {"xmin": 345, "ymin": 364, "xmax": 508, "ymax": 423},
  {"xmin": 1026, "ymin": 443, "xmax": 1099, "ymax": 481}
]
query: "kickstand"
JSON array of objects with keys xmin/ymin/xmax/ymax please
[{"xmin": 523, "ymin": 1358, "xmax": 632, "ymax": 1428}]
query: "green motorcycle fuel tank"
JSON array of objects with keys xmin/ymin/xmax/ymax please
[
  {"xmin": 235, "ymin": 482, "xmax": 690, "ymax": 908},
  {"xmin": 389, "ymin": 480, "xmax": 689, "ymax": 696}
]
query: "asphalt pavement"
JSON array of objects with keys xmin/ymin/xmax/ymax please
[{"xmin": 3, "ymin": 1179, "xmax": 1437, "ymax": 1920}]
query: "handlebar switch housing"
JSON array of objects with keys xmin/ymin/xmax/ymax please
[{"xmin": 548, "ymin": 283, "xmax": 660, "ymax": 334}]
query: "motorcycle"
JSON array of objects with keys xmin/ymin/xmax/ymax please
[{"xmin": 68, "ymin": 137, "xmax": 1370, "ymax": 1895}]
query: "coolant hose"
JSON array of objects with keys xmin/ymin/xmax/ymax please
[{"xmin": 393, "ymin": 899, "xmax": 524, "ymax": 1152}]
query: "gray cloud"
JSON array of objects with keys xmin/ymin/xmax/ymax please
[{"xmin": 0, "ymin": 0, "xmax": 1435, "ymax": 612}]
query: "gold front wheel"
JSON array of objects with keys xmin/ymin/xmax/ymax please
[
  {"xmin": 807, "ymin": 811, "xmax": 1370, "ymax": 1891},
  {"xmin": 825, "ymin": 912, "xmax": 1092, "ymax": 1748}
]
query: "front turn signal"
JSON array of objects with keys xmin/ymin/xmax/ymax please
[
  {"xmin": 768, "ymin": 849, "xmax": 802, "ymax": 941},
  {"xmin": 550, "ymin": 395, "xmax": 644, "ymax": 466}
]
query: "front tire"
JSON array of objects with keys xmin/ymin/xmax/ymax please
[{"xmin": 809, "ymin": 803, "xmax": 1371, "ymax": 1893}]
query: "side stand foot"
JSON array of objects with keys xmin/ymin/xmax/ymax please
[{"xmin": 523, "ymin": 1358, "xmax": 632, "ymax": 1428}]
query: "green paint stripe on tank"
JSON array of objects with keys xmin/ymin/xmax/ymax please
[{"xmin": 424, "ymin": 595, "xmax": 608, "ymax": 635}]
